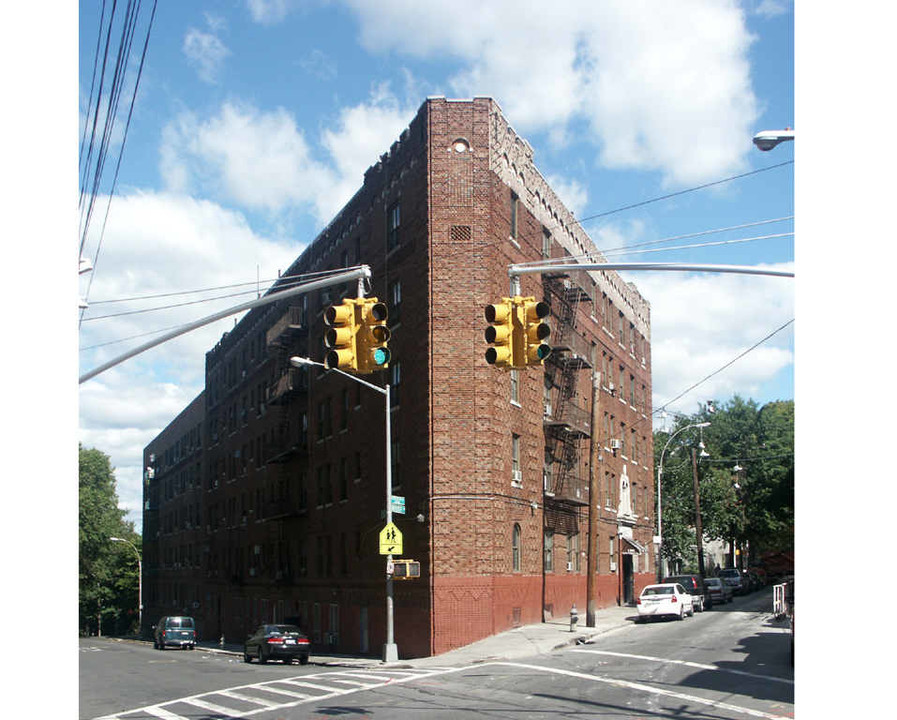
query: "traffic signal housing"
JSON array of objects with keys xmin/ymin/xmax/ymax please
[
  {"xmin": 484, "ymin": 295, "xmax": 551, "ymax": 368},
  {"xmin": 324, "ymin": 297, "xmax": 391, "ymax": 375},
  {"xmin": 323, "ymin": 298, "xmax": 359, "ymax": 372},
  {"xmin": 357, "ymin": 298, "xmax": 391, "ymax": 374},
  {"xmin": 393, "ymin": 559, "xmax": 421, "ymax": 579},
  {"xmin": 522, "ymin": 298, "xmax": 551, "ymax": 364},
  {"xmin": 484, "ymin": 298, "xmax": 516, "ymax": 368}
]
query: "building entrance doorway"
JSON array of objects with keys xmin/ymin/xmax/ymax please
[{"xmin": 622, "ymin": 554, "xmax": 634, "ymax": 604}]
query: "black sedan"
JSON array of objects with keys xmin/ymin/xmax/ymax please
[{"xmin": 243, "ymin": 624, "xmax": 311, "ymax": 665}]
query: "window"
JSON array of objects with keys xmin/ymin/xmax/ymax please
[
  {"xmin": 511, "ymin": 434, "xmax": 521, "ymax": 486},
  {"xmin": 389, "ymin": 279, "xmax": 402, "ymax": 324},
  {"xmin": 391, "ymin": 441, "xmax": 401, "ymax": 493},
  {"xmin": 339, "ymin": 457, "xmax": 348, "ymax": 502},
  {"xmin": 544, "ymin": 529, "xmax": 554, "ymax": 572},
  {"xmin": 542, "ymin": 227, "xmax": 552, "ymax": 258},
  {"xmin": 341, "ymin": 388, "xmax": 350, "ymax": 431},
  {"xmin": 510, "ymin": 191, "xmax": 519, "ymax": 239},
  {"xmin": 390, "ymin": 361, "xmax": 401, "ymax": 407},
  {"xmin": 605, "ymin": 471, "xmax": 614, "ymax": 509},
  {"xmin": 568, "ymin": 532, "xmax": 581, "ymax": 571},
  {"xmin": 512, "ymin": 523, "xmax": 522, "ymax": 572},
  {"xmin": 387, "ymin": 202, "xmax": 401, "ymax": 251},
  {"xmin": 510, "ymin": 369, "xmax": 519, "ymax": 405}
]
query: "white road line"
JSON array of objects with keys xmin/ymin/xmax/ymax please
[
  {"xmin": 278, "ymin": 678, "xmax": 356, "ymax": 693},
  {"xmin": 253, "ymin": 683, "xmax": 312, "ymax": 699},
  {"xmin": 91, "ymin": 666, "xmax": 472, "ymax": 720},
  {"xmin": 323, "ymin": 676, "xmax": 382, "ymax": 688},
  {"xmin": 139, "ymin": 706, "xmax": 191, "ymax": 720},
  {"xmin": 181, "ymin": 696, "xmax": 244, "ymax": 717},
  {"xmin": 216, "ymin": 689, "xmax": 281, "ymax": 707},
  {"xmin": 571, "ymin": 649, "xmax": 794, "ymax": 684},
  {"xmin": 489, "ymin": 661, "xmax": 791, "ymax": 720}
]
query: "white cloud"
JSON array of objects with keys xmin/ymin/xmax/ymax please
[
  {"xmin": 160, "ymin": 88, "xmax": 415, "ymax": 223},
  {"xmin": 545, "ymin": 175, "xmax": 588, "ymax": 218},
  {"xmin": 630, "ymin": 264, "xmax": 794, "ymax": 417},
  {"xmin": 342, "ymin": 0, "xmax": 758, "ymax": 187},
  {"xmin": 78, "ymin": 191, "xmax": 301, "ymax": 526},
  {"xmin": 245, "ymin": 0, "xmax": 296, "ymax": 24},
  {"xmin": 183, "ymin": 24, "xmax": 230, "ymax": 84},
  {"xmin": 160, "ymin": 102, "xmax": 337, "ymax": 218},
  {"xmin": 320, "ymin": 86, "xmax": 418, "ymax": 217}
]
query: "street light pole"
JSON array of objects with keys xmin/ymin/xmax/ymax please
[
  {"xmin": 290, "ymin": 356, "xmax": 398, "ymax": 662},
  {"xmin": 655, "ymin": 421, "xmax": 710, "ymax": 581},
  {"xmin": 110, "ymin": 536, "xmax": 142, "ymax": 634}
]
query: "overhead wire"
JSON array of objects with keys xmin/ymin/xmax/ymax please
[{"xmin": 79, "ymin": 0, "xmax": 159, "ymax": 327}]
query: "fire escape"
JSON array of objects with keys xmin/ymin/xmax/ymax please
[
  {"xmin": 542, "ymin": 273, "xmax": 593, "ymax": 513},
  {"xmin": 261, "ymin": 305, "xmax": 310, "ymax": 584}
]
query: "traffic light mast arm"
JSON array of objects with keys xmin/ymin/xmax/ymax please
[
  {"xmin": 507, "ymin": 262, "xmax": 794, "ymax": 278},
  {"xmin": 79, "ymin": 265, "xmax": 373, "ymax": 384}
]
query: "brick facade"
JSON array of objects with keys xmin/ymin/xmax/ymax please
[{"xmin": 143, "ymin": 97, "xmax": 654, "ymax": 658}]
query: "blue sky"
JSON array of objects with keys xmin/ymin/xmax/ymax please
[{"xmin": 75, "ymin": 0, "xmax": 795, "ymax": 529}]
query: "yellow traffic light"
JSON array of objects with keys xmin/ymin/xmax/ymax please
[
  {"xmin": 324, "ymin": 299, "xmax": 359, "ymax": 371},
  {"xmin": 484, "ymin": 298, "xmax": 516, "ymax": 367},
  {"xmin": 357, "ymin": 298, "xmax": 391, "ymax": 374},
  {"xmin": 522, "ymin": 298, "xmax": 551, "ymax": 364}
]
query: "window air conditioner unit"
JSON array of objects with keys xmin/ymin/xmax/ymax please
[
  {"xmin": 610, "ymin": 439, "xmax": 622, "ymax": 450},
  {"xmin": 607, "ymin": 383, "xmax": 615, "ymax": 393},
  {"xmin": 610, "ymin": 560, "xmax": 617, "ymax": 572},
  {"xmin": 511, "ymin": 469, "xmax": 523, "ymax": 485},
  {"xmin": 566, "ymin": 562, "xmax": 574, "ymax": 572}
]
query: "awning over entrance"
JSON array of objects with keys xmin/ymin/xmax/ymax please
[{"xmin": 621, "ymin": 536, "xmax": 646, "ymax": 554}]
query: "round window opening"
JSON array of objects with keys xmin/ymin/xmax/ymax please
[{"xmin": 452, "ymin": 138, "xmax": 470, "ymax": 153}]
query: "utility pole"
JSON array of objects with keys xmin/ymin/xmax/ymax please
[
  {"xmin": 691, "ymin": 448, "xmax": 706, "ymax": 579},
  {"xmin": 586, "ymin": 370, "xmax": 600, "ymax": 627}
]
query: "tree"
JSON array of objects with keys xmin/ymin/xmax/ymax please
[
  {"xmin": 654, "ymin": 397, "xmax": 794, "ymax": 573},
  {"xmin": 79, "ymin": 445, "xmax": 140, "ymax": 635}
]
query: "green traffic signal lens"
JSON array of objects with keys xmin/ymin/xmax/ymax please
[{"xmin": 373, "ymin": 347, "xmax": 390, "ymax": 365}]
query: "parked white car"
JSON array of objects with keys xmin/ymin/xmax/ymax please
[{"xmin": 636, "ymin": 583, "xmax": 694, "ymax": 622}]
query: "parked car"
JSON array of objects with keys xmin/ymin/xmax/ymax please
[
  {"xmin": 153, "ymin": 616, "xmax": 196, "ymax": 650},
  {"xmin": 718, "ymin": 568, "xmax": 744, "ymax": 595},
  {"xmin": 663, "ymin": 574, "xmax": 712, "ymax": 611},
  {"xmin": 636, "ymin": 583, "xmax": 694, "ymax": 622},
  {"xmin": 243, "ymin": 624, "xmax": 311, "ymax": 665},
  {"xmin": 704, "ymin": 576, "xmax": 733, "ymax": 604}
]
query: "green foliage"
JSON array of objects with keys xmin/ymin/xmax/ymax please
[
  {"xmin": 654, "ymin": 397, "xmax": 794, "ymax": 570},
  {"xmin": 79, "ymin": 445, "xmax": 141, "ymax": 636}
]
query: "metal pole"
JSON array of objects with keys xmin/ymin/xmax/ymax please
[
  {"xmin": 80, "ymin": 266, "xmax": 372, "ymax": 384},
  {"xmin": 383, "ymin": 383, "xmax": 398, "ymax": 662},
  {"xmin": 586, "ymin": 370, "xmax": 600, "ymax": 626},
  {"xmin": 692, "ymin": 448, "xmax": 706, "ymax": 579}
]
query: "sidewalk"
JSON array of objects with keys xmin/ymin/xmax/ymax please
[{"xmin": 195, "ymin": 604, "xmax": 637, "ymax": 669}]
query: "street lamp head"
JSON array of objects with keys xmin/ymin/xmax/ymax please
[
  {"xmin": 752, "ymin": 128, "xmax": 794, "ymax": 151},
  {"xmin": 110, "ymin": 536, "xmax": 124, "ymax": 542},
  {"xmin": 290, "ymin": 356, "xmax": 318, "ymax": 368},
  {"xmin": 696, "ymin": 422, "xmax": 711, "ymax": 428}
]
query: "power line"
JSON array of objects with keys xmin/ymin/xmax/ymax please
[
  {"xmin": 601, "ymin": 232, "xmax": 793, "ymax": 259},
  {"xmin": 575, "ymin": 160, "xmax": 794, "ymax": 224}
]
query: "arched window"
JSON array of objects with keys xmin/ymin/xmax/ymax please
[{"xmin": 512, "ymin": 523, "xmax": 522, "ymax": 572}]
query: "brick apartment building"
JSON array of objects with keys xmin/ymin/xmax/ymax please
[{"xmin": 143, "ymin": 97, "xmax": 654, "ymax": 658}]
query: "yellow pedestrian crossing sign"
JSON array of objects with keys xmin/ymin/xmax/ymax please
[{"xmin": 379, "ymin": 522, "xmax": 403, "ymax": 555}]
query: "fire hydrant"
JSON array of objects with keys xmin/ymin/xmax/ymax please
[{"xmin": 569, "ymin": 603, "xmax": 579, "ymax": 632}]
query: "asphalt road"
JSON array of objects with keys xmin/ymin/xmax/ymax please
[{"xmin": 80, "ymin": 591, "xmax": 793, "ymax": 719}]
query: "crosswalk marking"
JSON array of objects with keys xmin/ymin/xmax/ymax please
[
  {"xmin": 91, "ymin": 666, "xmax": 461, "ymax": 720},
  {"xmin": 216, "ymin": 689, "xmax": 282, "ymax": 707},
  {"xmin": 136, "ymin": 707, "xmax": 186, "ymax": 720},
  {"xmin": 250, "ymin": 684, "xmax": 311, "ymax": 699},
  {"xmin": 182, "ymin": 696, "xmax": 245, "ymax": 717}
]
